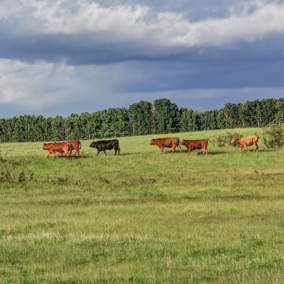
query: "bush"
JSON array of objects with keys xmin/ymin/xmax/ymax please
[
  {"xmin": 216, "ymin": 132, "xmax": 243, "ymax": 147},
  {"xmin": 263, "ymin": 123, "xmax": 284, "ymax": 148}
]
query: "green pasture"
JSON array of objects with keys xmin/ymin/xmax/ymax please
[{"xmin": 1, "ymin": 128, "xmax": 284, "ymax": 283}]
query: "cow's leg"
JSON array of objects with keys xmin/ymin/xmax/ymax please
[
  {"xmin": 104, "ymin": 150, "xmax": 107, "ymax": 156},
  {"xmin": 160, "ymin": 146, "xmax": 166, "ymax": 154},
  {"xmin": 171, "ymin": 145, "xmax": 176, "ymax": 154},
  {"xmin": 97, "ymin": 150, "xmax": 100, "ymax": 156},
  {"xmin": 193, "ymin": 149, "xmax": 198, "ymax": 156},
  {"xmin": 64, "ymin": 150, "xmax": 70, "ymax": 159},
  {"xmin": 254, "ymin": 143, "xmax": 258, "ymax": 152},
  {"xmin": 244, "ymin": 144, "xmax": 249, "ymax": 152},
  {"xmin": 239, "ymin": 146, "xmax": 242, "ymax": 153},
  {"xmin": 178, "ymin": 145, "xmax": 182, "ymax": 153}
]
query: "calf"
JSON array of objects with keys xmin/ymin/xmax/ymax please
[
  {"xmin": 150, "ymin": 137, "xmax": 182, "ymax": 154},
  {"xmin": 179, "ymin": 139, "xmax": 214, "ymax": 155},
  {"xmin": 89, "ymin": 139, "xmax": 120, "ymax": 156},
  {"xmin": 231, "ymin": 135, "xmax": 259, "ymax": 152}
]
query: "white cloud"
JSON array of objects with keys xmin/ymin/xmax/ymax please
[
  {"xmin": 1, "ymin": 58, "xmax": 283, "ymax": 116},
  {"xmin": 0, "ymin": 59, "xmax": 76, "ymax": 107},
  {"xmin": 1, "ymin": 0, "xmax": 284, "ymax": 47}
]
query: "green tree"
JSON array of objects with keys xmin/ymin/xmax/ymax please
[
  {"xmin": 129, "ymin": 101, "xmax": 152, "ymax": 136},
  {"xmin": 151, "ymin": 98, "xmax": 180, "ymax": 134}
]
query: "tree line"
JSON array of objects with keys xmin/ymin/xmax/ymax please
[{"xmin": 1, "ymin": 98, "xmax": 284, "ymax": 143}]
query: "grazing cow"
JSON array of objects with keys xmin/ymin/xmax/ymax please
[
  {"xmin": 150, "ymin": 137, "xmax": 182, "ymax": 154},
  {"xmin": 89, "ymin": 139, "xmax": 120, "ymax": 156},
  {"xmin": 179, "ymin": 139, "xmax": 215, "ymax": 155},
  {"xmin": 42, "ymin": 142, "xmax": 71, "ymax": 159},
  {"xmin": 231, "ymin": 135, "xmax": 259, "ymax": 152}
]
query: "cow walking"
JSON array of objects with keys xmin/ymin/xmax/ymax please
[
  {"xmin": 180, "ymin": 139, "xmax": 214, "ymax": 155},
  {"xmin": 150, "ymin": 137, "xmax": 182, "ymax": 154},
  {"xmin": 42, "ymin": 142, "xmax": 71, "ymax": 159},
  {"xmin": 231, "ymin": 135, "xmax": 259, "ymax": 152},
  {"xmin": 89, "ymin": 139, "xmax": 120, "ymax": 156},
  {"xmin": 66, "ymin": 140, "xmax": 81, "ymax": 156},
  {"xmin": 42, "ymin": 140, "xmax": 81, "ymax": 157}
]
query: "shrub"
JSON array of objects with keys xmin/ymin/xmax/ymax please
[
  {"xmin": 216, "ymin": 132, "xmax": 243, "ymax": 147},
  {"xmin": 263, "ymin": 123, "xmax": 284, "ymax": 148}
]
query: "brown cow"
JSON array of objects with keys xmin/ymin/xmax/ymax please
[
  {"xmin": 231, "ymin": 135, "xmax": 259, "ymax": 152},
  {"xmin": 43, "ymin": 140, "xmax": 81, "ymax": 156},
  {"xmin": 179, "ymin": 139, "xmax": 215, "ymax": 155},
  {"xmin": 150, "ymin": 137, "xmax": 182, "ymax": 154},
  {"xmin": 43, "ymin": 142, "xmax": 71, "ymax": 159},
  {"xmin": 65, "ymin": 140, "xmax": 81, "ymax": 156}
]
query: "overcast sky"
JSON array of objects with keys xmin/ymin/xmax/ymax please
[{"xmin": 0, "ymin": 0, "xmax": 284, "ymax": 118}]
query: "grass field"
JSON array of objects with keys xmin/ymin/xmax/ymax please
[{"xmin": 1, "ymin": 128, "xmax": 284, "ymax": 283}]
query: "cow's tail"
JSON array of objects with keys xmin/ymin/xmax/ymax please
[
  {"xmin": 79, "ymin": 140, "xmax": 82, "ymax": 149},
  {"xmin": 208, "ymin": 139, "xmax": 215, "ymax": 147}
]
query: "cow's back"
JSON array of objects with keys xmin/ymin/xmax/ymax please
[
  {"xmin": 155, "ymin": 137, "xmax": 179, "ymax": 147},
  {"xmin": 185, "ymin": 139, "xmax": 208, "ymax": 148},
  {"xmin": 239, "ymin": 135, "xmax": 259, "ymax": 145}
]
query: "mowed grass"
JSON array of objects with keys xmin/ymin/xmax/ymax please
[{"xmin": 1, "ymin": 128, "xmax": 284, "ymax": 283}]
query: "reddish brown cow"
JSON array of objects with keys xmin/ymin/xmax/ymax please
[
  {"xmin": 150, "ymin": 137, "xmax": 182, "ymax": 154},
  {"xmin": 179, "ymin": 139, "xmax": 214, "ymax": 155},
  {"xmin": 231, "ymin": 135, "xmax": 259, "ymax": 152},
  {"xmin": 65, "ymin": 140, "xmax": 81, "ymax": 156},
  {"xmin": 43, "ymin": 140, "xmax": 81, "ymax": 157},
  {"xmin": 43, "ymin": 143, "xmax": 71, "ymax": 159}
]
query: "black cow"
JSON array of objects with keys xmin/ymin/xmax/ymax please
[{"xmin": 89, "ymin": 139, "xmax": 120, "ymax": 156}]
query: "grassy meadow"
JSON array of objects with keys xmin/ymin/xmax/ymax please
[{"xmin": 1, "ymin": 128, "xmax": 284, "ymax": 283}]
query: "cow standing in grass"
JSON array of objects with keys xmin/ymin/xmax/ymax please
[
  {"xmin": 150, "ymin": 137, "xmax": 182, "ymax": 154},
  {"xmin": 179, "ymin": 139, "xmax": 214, "ymax": 155},
  {"xmin": 231, "ymin": 135, "xmax": 259, "ymax": 152}
]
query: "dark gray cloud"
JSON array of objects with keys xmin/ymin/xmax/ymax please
[{"xmin": 0, "ymin": 0, "xmax": 284, "ymax": 118}]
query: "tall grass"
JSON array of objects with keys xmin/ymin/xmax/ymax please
[{"xmin": 1, "ymin": 128, "xmax": 284, "ymax": 283}]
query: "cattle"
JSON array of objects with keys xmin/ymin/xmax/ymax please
[
  {"xmin": 150, "ymin": 137, "xmax": 182, "ymax": 154},
  {"xmin": 89, "ymin": 139, "xmax": 120, "ymax": 156},
  {"xmin": 42, "ymin": 142, "xmax": 71, "ymax": 159},
  {"xmin": 231, "ymin": 135, "xmax": 259, "ymax": 152},
  {"xmin": 65, "ymin": 140, "xmax": 81, "ymax": 156},
  {"xmin": 42, "ymin": 140, "xmax": 81, "ymax": 157},
  {"xmin": 179, "ymin": 139, "xmax": 215, "ymax": 155}
]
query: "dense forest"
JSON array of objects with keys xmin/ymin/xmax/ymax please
[{"xmin": 1, "ymin": 98, "xmax": 284, "ymax": 142}]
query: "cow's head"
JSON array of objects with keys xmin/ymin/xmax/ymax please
[
  {"xmin": 89, "ymin": 141, "xmax": 97, "ymax": 148},
  {"xmin": 150, "ymin": 139, "xmax": 156, "ymax": 145},
  {"xmin": 180, "ymin": 139, "xmax": 186, "ymax": 145},
  {"xmin": 42, "ymin": 143, "xmax": 49, "ymax": 150},
  {"xmin": 231, "ymin": 137, "xmax": 239, "ymax": 144}
]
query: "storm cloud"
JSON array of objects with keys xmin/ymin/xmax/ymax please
[{"xmin": 0, "ymin": 0, "xmax": 283, "ymax": 117}]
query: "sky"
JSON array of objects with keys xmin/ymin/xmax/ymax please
[{"xmin": 0, "ymin": 0, "xmax": 284, "ymax": 118}]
